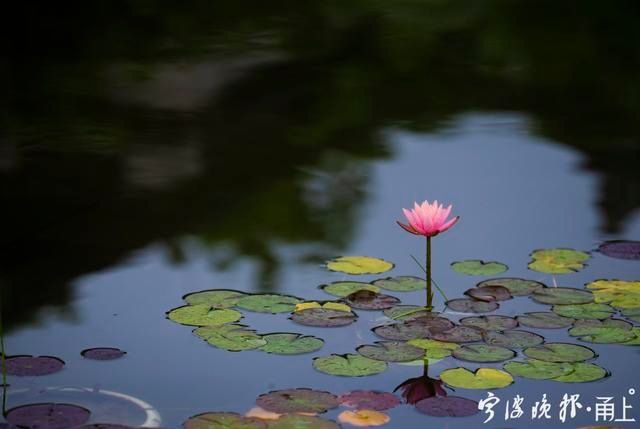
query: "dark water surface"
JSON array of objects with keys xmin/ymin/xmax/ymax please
[{"xmin": 2, "ymin": 2, "xmax": 640, "ymax": 428}]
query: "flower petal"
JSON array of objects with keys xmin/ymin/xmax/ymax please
[
  {"xmin": 438, "ymin": 216, "xmax": 460, "ymax": 233},
  {"xmin": 397, "ymin": 221, "xmax": 421, "ymax": 235}
]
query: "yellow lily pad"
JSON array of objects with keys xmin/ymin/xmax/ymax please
[
  {"xmin": 586, "ymin": 280, "xmax": 640, "ymax": 309},
  {"xmin": 528, "ymin": 248, "xmax": 590, "ymax": 274},
  {"xmin": 440, "ymin": 367, "xmax": 513, "ymax": 389},
  {"xmin": 326, "ymin": 256, "xmax": 394, "ymax": 275}
]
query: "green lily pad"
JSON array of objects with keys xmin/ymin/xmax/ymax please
[
  {"xmin": 552, "ymin": 303, "xmax": 616, "ymax": 320},
  {"xmin": 256, "ymin": 388, "xmax": 339, "ymax": 414},
  {"xmin": 326, "ymin": 256, "xmax": 394, "ymax": 275},
  {"xmin": 183, "ymin": 289, "xmax": 246, "ymax": 308},
  {"xmin": 551, "ymin": 363, "xmax": 608, "ymax": 383},
  {"xmin": 623, "ymin": 328, "xmax": 640, "ymax": 345},
  {"xmin": 623, "ymin": 308, "xmax": 640, "ymax": 323},
  {"xmin": 258, "ymin": 333, "xmax": 324, "ymax": 355},
  {"xmin": 356, "ymin": 341, "xmax": 425, "ymax": 362},
  {"xmin": 431, "ymin": 326, "xmax": 484, "ymax": 343},
  {"xmin": 236, "ymin": 294, "xmax": 303, "ymax": 314},
  {"xmin": 440, "ymin": 367, "xmax": 514, "ymax": 389},
  {"xmin": 460, "ymin": 315, "xmax": 518, "ymax": 331},
  {"xmin": 586, "ymin": 280, "xmax": 640, "ymax": 309},
  {"xmin": 446, "ymin": 298, "xmax": 498, "ymax": 313},
  {"xmin": 483, "ymin": 330, "xmax": 544, "ymax": 349},
  {"xmin": 528, "ymin": 248, "xmax": 590, "ymax": 274},
  {"xmin": 372, "ymin": 276, "xmax": 425, "ymax": 292},
  {"xmin": 451, "ymin": 260, "xmax": 508, "ymax": 276},
  {"xmin": 267, "ymin": 415, "xmax": 339, "ymax": 429},
  {"xmin": 523, "ymin": 343, "xmax": 596, "ymax": 363},
  {"xmin": 569, "ymin": 319, "xmax": 636, "ymax": 343},
  {"xmin": 167, "ymin": 305, "xmax": 242, "ymax": 327},
  {"xmin": 290, "ymin": 308, "xmax": 357, "ymax": 327},
  {"xmin": 184, "ymin": 412, "xmax": 266, "ymax": 429},
  {"xmin": 373, "ymin": 317, "xmax": 455, "ymax": 340},
  {"xmin": 407, "ymin": 339, "xmax": 460, "ymax": 359},
  {"xmin": 194, "ymin": 324, "xmax": 266, "ymax": 351},
  {"xmin": 531, "ymin": 288, "xmax": 594, "ymax": 305},
  {"xmin": 476, "ymin": 277, "xmax": 546, "ymax": 296},
  {"xmin": 504, "ymin": 359, "xmax": 575, "ymax": 380},
  {"xmin": 313, "ymin": 354, "xmax": 387, "ymax": 377},
  {"xmin": 345, "ymin": 290, "xmax": 400, "ymax": 310},
  {"xmin": 383, "ymin": 306, "xmax": 435, "ymax": 321},
  {"xmin": 452, "ymin": 345, "xmax": 515, "ymax": 363},
  {"xmin": 320, "ymin": 282, "xmax": 380, "ymax": 297},
  {"xmin": 516, "ymin": 312, "xmax": 574, "ymax": 329},
  {"xmin": 465, "ymin": 286, "xmax": 512, "ymax": 302}
]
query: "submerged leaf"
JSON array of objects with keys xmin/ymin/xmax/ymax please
[
  {"xmin": 586, "ymin": 280, "xmax": 640, "ymax": 309},
  {"xmin": 372, "ymin": 276, "xmax": 425, "ymax": 292},
  {"xmin": 80, "ymin": 348, "xmax": 126, "ymax": 361},
  {"xmin": 452, "ymin": 345, "xmax": 515, "ymax": 363},
  {"xmin": 259, "ymin": 333, "xmax": 324, "ymax": 355},
  {"xmin": 184, "ymin": 412, "xmax": 266, "ymax": 429},
  {"xmin": 290, "ymin": 308, "xmax": 357, "ymax": 327},
  {"xmin": 337, "ymin": 410, "xmax": 390, "ymax": 427},
  {"xmin": 5, "ymin": 355, "xmax": 65, "ymax": 376},
  {"xmin": 552, "ymin": 303, "xmax": 616, "ymax": 320},
  {"xmin": 236, "ymin": 294, "xmax": 303, "ymax": 314},
  {"xmin": 195, "ymin": 324, "xmax": 266, "ymax": 351},
  {"xmin": 445, "ymin": 298, "xmax": 498, "ymax": 313},
  {"xmin": 256, "ymin": 388, "xmax": 339, "ymax": 414},
  {"xmin": 523, "ymin": 343, "xmax": 596, "ymax": 363},
  {"xmin": 356, "ymin": 341, "xmax": 424, "ymax": 362},
  {"xmin": 460, "ymin": 315, "xmax": 518, "ymax": 331},
  {"xmin": 516, "ymin": 312, "xmax": 574, "ymax": 329},
  {"xmin": 326, "ymin": 256, "xmax": 394, "ymax": 275},
  {"xmin": 415, "ymin": 396, "xmax": 480, "ymax": 417},
  {"xmin": 338, "ymin": 391, "xmax": 400, "ymax": 411},
  {"xmin": 167, "ymin": 305, "xmax": 242, "ymax": 326},
  {"xmin": 320, "ymin": 282, "xmax": 380, "ymax": 297},
  {"xmin": 183, "ymin": 289, "xmax": 246, "ymax": 308},
  {"xmin": 531, "ymin": 288, "xmax": 594, "ymax": 305},
  {"xmin": 598, "ymin": 240, "xmax": 640, "ymax": 260},
  {"xmin": 476, "ymin": 277, "xmax": 545, "ymax": 296},
  {"xmin": 504, "ymin": 359, "xmax": 574, "ymax": 380},
  {"xmin": 451, "ymin": 260, "xmax": 508, "ymax": 276},
  {"xmin": 313, "ymin": 354, "xmax": 387, "ymax": 377},
  {"xmin": 440, "ymin": 367, "xmax": 513, "ymax": 389}
]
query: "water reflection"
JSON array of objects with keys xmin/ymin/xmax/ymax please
[{"xmin": 394, "ymin": 361, "xmax": 447, "ymax": 405}]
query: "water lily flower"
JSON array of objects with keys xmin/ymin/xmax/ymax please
[
  {"xmin": 394, "ymin": 374, "xmax": 447, "ymax": 405},
  {"xmin": 397, "ymin": 200, "xmax": 459, "ymax": 237}
]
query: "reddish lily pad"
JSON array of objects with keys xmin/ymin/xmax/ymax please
[
  {"xmin": 5, "ymin": 355, "xmax": 65, "ymax": 376},
  {"xmin": 338, "ymin": 391, "xmax": 400, "ymax": 411},
  {"xmin": 356, "ymin": 341, "xmax": 425, "ymax": 362},
  {"xmin": 531, "ymin": 288, "xmax": 594, "ymax": 305},
  {"xmin": 184, "ymin": 412, "xmax": 266, "ymax": 429},
  {"xmin": 383, "ymin": 306, "xmax": 436, "ymax": 321},
  {"xmin": 452, "ymin": 345, "xmax": 516, "ymax": 363},
  {"xmin": 523, "ymin": 343, "xmax": 596, "ymax": 363},
  {"xmin": 256, "ymin": 388, "xmax": 339, "ymax": 414},
  {"xmin": 290, "ymin": 308, "xmax": 357, "ymax": 327},
  {"xmin": 372, "ymin": 276, "xmax": 425, "ymax": 292},
  {"xmin": 483, "ymin": 330, "xmax": 544, "ymax": 349},
  {"xmin": 464, "ymin": 286, "xmax": 512, "ymax": 302},
  {"xmin": 430, "ymin": 326, "xmax": 484, "ymax": 343},
  {"xmin": 516, "ymin": 312, "xmax": 574, "ymax": 329},
  {"xmin": 372, "ymin": 317, "xmax": 454, "ymax": 340},
  {"xmin": 345, "ymin": 290, "xmax": 400, "ymax": 310},
  {"xmin": 80, "ymin": 348, "xmax": 126, "ymax": 361},
  {"xmin": 598, "ymin": 240, "xmax": 640, "ymax": 260},
  {"xmin": 415, "ymin": 396, "xmax": 480, "ymax": 417},
  {"xmin": 267, "ymin": 415, "xmax": 339, "ymax": 429},
  {"xmin": 6, "ymin": 403, "xmax": 91, "ymax": 429},
  {"xmin": 460, "ymin": 315, "xmax": 518, "ymax": 331},
  {"xmin": 476, "ymin": 277, "xmax": 546, "ymax": 296},
  {"xmin": 445, "ymin": 298, "xmax": 498, "ymax": 313},
  {"xmin": 183, "ymin": 289, "xmax": 247, "ymax": 308}
]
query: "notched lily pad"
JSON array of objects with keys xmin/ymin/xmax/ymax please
[
  {"xmin": 236, "ymin": 294, "xmax": 303, "ymax": 314},
  {"xmin": 568, "ymin": 319, "xmax": 636, "ymax": 343},
  {"xmin": 313, "ymin": 354, "xmax": 387, "ymax": 377},
  {"xmin": 256, "ymin": 388, "xmax": 339, "ymax": 414},
  {"xmin": 504, "ymin": 359, "xmax": 574, "ymax": 380},
  {"xmin": 356, "ymin": 341, "xmax": 425, "ymax": 362},
  {"xmin": 586, "ymin": 280, "xmax": 640, "ymax": 309},
  {"xmin": 440, "ymin": 367, "xmax": 513, "ymax": 389},
  {"xmin": 80, "ymin": 348, "xmax": 126, "ymax": 360},
  {"xmin": 476, "ymin": 277, "xmax": 545, "ymax": 296},
  {"xmin": 294, "ymin": 301, "xmax": 351, "ymax": 313},
  {"xmin": 431, "ymin": 326, "xmax": 484, "ymax": 343},
  {"xmin": 452, "ymin": 345, "xmax": 515, "ymax": 363},
  {"xmin": 523, "ymin": 343, "xmax": 596, "ymax": 363},
  {"xmin": 183, "ymin": 289, "xmax": 246, "ymax": 308},
  {"xmin": 184, "ymin": 412, "xmax": 266, "ymax": 429},
  {"xmin": 445, "ymin": 298, "xmax": 498, "ymax": 313},
  {"xmin": 372, "ymin": 276, "xmax": 425, "ymax": 292},
  {"xmin": 415, "ymin": 396, "xmax": 479, "ymax": 417},
  {"xmin": 552, "ymin": 303, "xmax": 616, "ymax": 320},
  {"xmin": 598, "ymin": 240, "xmax": 640, "ymax": 260},
  {"xmin": 5, "ymin": 355, "xmax": 65, "ymax": 376},
  {"xmin": 345, "ymin": 290, "xmax": 400, "ymax": 310},
  {"xmin": 338, "ymin": 391, "xmax": 400, "ymax": 411},
  {"xmin": 195, "ymin": 324, "xmax": 266, "ymax": 351},
  {"xmin": 325, "ymin": 256, "xmax": 394, "ymax": 275},
  {"xmin": 551, "ymin": 363, "xmax": 608, "ymax": 383},
  {"xmin": 531, "ymin": 288, "xmax": 594, "ymax": 305},
  {"xmin": 460, "ymin": 315, "xmax": 518, "ymax": 331},
  {"xmin": 516, "ymin": 312, "xmax": 574, "ymax": 329},
  {"xmin": 528, "ymin": 248, "xmax": 590, "ymax": 274},
  {"xmin": 167, "ymin": 304, "xmax": 242, "ymax": 326},
  {"xmin": 407, "ymin": 339, "xmax": 460, "ymax": 360},
  {"xmin": 465, "ymin": 286, "xmax": 512, "ymax": 302},
  {"xmin": 6, "ymin": 403, "xmax": 91, "ymax": 429},
  {"xmin": 267, "ymin": 415, "xmax": 339, "ymax": 429},
  {"xmin": 483, "ymin": 330, "xmax": 544, "ymax": 349},
  {"xmin": 383, "ymin": 306, "xmax": 434, "ymax": 321},
  {"xmin": 320, "ymin": 282, "xmax": 379, "ymax": 298},
  {"xmin": 290, "ymin": 308, "xmax": 357, "ymax": 327},
  {"xmin": 451, "ymin": 260, "xmax": 508, "ymax": 276},
  {"xmin": 259, "ymin": 333, "xmax": 324, "ymax": 355},
  {"xmin": 372, "ymin": 317, "xmax": 454, "ymax": 341}
]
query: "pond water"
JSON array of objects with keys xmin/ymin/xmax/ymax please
[{"xmin": 2, "ymin": 3, "xmax": 640, "ymax": 429}]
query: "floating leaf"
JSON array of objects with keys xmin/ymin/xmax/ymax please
[
  {"xmin": 623, "ymin": 308, "xmax": 640, "ymax": 323},
  {"xmin": 552, "ymin": 303, "xmax": 616, "ymax": 320},
  {"xmin": 167, "ymin": 305, "xmax": 242, "ymax": 326},
  {"xmin": 460, "ymin": 315, "xmax": 518, "ymax": 331},
  {"xmin": 445, "ymin": 298, "xmax": 498, "ymax": 313},
  {"xmin": 77, "ymin": 425, "xmax": 136, "ymax": 429},
  {"xmin": 551, "ymin": 362, "xmax": 608, "ymax": 383},
  {"xmin": 183, "ymin": 289, "xmax": 246, "ymax": 308},
  {"xmin": 236, "ymin": 294, "xmax": 303, "ymax": 314},
  {"xmin": 476, "ymin": 277, "xmax": 546, "ymax": 296},
  {"xmin": 6, "ymin": 403, "xmax": 91, "ymax": 429},
  {"xmin": 464, "ymin": 286, "xmax": 512, "ymax": 302},
  {"xmin": 383, "ymin": 306, "xmax": 434, "ymax": 321},
  {"xmin": 80, "ymin": 348, "xmax": 126, "ymax": 360},
  {"xmin": 452, "ymin": 345, "xmax": 515, "ymax": 363},
  {"xmin": 440, "ymin": 367, "xmax": 513, "ymax": 389},
  {"xmin": 345, "ymin": 290, "xmax": 400, "ymax": 310},
  {"xmin": 598, "ymin": 240, "xmax": 640, "ymax": 260},
  {"xmin": 258, "ymin": 333, "xmax": 324, "ymax": 355},
  {"xmin": 516, "ymin": 312, "xmax": 574, "ymax": 329},
  {"xmin": 290, "ymin": 308, "xmax": 357, "ymax": 327},
  {"xmin": 256, "ymin": 388, "xmax": 339, "ymax": 414},
  {"xmin": 406, "ymin": 339, "xmax": 460, "ymax": 359},
  {"xmin": 338, "ymin": 391, "xmax": 400, "ymax": 411},
  {"xmin": 5, "ymin": 355, "xmax": 65, "ymax": 376},
  {"xmin": 313, "ymin": 354, "xmax": 387, "ymax": 377},
  {"xmin": 622, "ymin": 327, "xmax": 640, "ymax": 345},
  {"xmin": 523, "ymin": 343, "xmax": 596, "ymax": 363},
  {"xmin": 267, "ymin": 415, "xmax": 339, "ymax": 429},
  {"xmin": 503, "ymin": 359, "xmax": 574, "ymax": 380},
  {"xmin": 320, "ymin": 282, "xmax": 380, "ymax": 297},
  {"xmin": 337, "ymin": 410, "xmax": 390, "ymax": 427},
  {"xmin": 195, "ymin": 324, "xmax": 266, "ymax": 351},
  {"xmin": 356, "ymin": 341, "xmax": 425, "ymax": 362},
  {"xmin": 373, "ymin": 317, "xmax": 454, "ymax": 341},
  {"xmin": 326, "ymin": 256, "xmax": 394, "ymax": 275},
  {"xmin": 528, "ymin": 248, "xmax": 590, "ymax": 274},
  {"xmin": 531, "ymin": 288, "xmax": 594, "ymax": 305},
  {"xmin": 431, "ymin": 326, "xmax": 484, "ymax": 343},
  {"xmin": 483, "ymin": 330, "xmax": 544, "ymax": 349},
  {"xmin": 372, "ymin": 276, "xmax": 425, "ymax": 292},
  {"xmin": 184, "ymin": 412, "xmax": 266, "ymax": 429},
  {"xmin": 569, "ymin": 319, "xmax": 636, "ymax": 343},
  {"xmin": 451, "ymin": 260, "xmax": 508, "ymax": 276},
  {"xmin": 586, "ymin": 280, "xmax": 640, "ymax": 309},
  {"xmin": 415, "ymin": 396, "xmax": 480, "ymax": 417},
  {"xmin": 294, "ymin": 302, "xmax": 351, "ymax": 313}
]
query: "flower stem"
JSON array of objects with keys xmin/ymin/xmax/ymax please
[{"xmin": 426, "ymin": 236, "xmax": 432, "ymax": 311}]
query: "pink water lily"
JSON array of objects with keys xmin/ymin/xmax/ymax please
[{"xmin": 397, "ymin": 200, "xmax": 459, "ymax": 237}]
